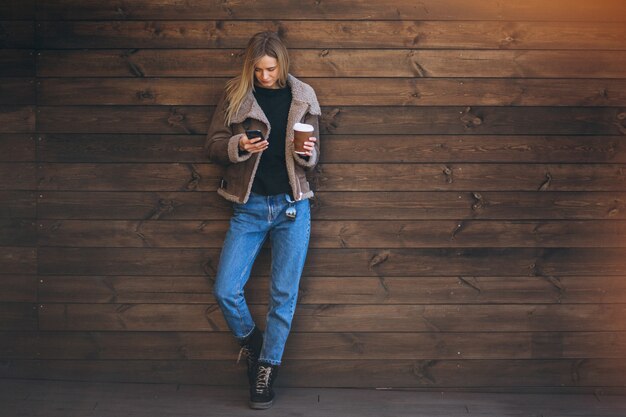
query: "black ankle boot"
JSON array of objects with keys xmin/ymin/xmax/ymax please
[
  {"xmin": 249, "ymin": 361, "xmax": 279, "ymax": 410},
  {"xmin": 237, "ymin": 326, "xmax": 264, "ymax": 386}
]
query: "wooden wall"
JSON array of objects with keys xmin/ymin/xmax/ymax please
[{"xmin": 1, "ymin": 0, "xmax": 626, "ymax": 392}]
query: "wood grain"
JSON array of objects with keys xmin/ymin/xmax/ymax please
[
  {"xmin": 37, "ymin": 78, "xmax": 626, "ymax": 106},
  {"xmin": 36, "ymin": 302, "xmax": 626, "ymax": 332},
  {"xmin": 37, "ymin": 133, "xmax": 626, "ymax": 163},
  {"xmin": 35, "ymin": 106, "xmax": 626, "ymax": 135},
  {"xmin": 37, "ymin": 275, "xmax": 626, "ymax": 304},
  {"xmin": 2, "ymin": 358, "xmax": 625, "ymax": 387},
  {"xmin": 36, "ymin": 49, "xmax": 626, "ymax": 78},
  {"xmin": 34, "ymin": 163, "xmax": 626, "ymax": 192},
  {"xmin": 37, "ymin": 21, "xmax": 626, "ymax": 50},
  {"xmin": 36, "ymin": 191, "xmax": 626, "ymax": 220},
  {"xmin": 0, "ymin": 134, "xmax": 35, "ymax": 161},
  {"xmin": 36, "ymin": 247, "xmax": 626, "ymax": 277},
  {"xmin": 3, "ymin": 331, "xmax": 626, "ymax": 359},
  {"xmin": 0, "ymin": 106, "xmax": 35, "ymax": 133},
  {"xmin": 36, "ymin": 219, "xmax": 626, "ymax": 248},
  {"xmin": 36, "ymin": 0, "xmax": 626, "ymax": 21}
]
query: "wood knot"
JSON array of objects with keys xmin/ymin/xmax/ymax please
[
  {"xmin": 442, "ymin": 165, "xmax": 453, "ymax": 183},
  {"xmin": 319, "ymin": 49, "xmax": 330, "ymax": 58},
  {"xmin": 460, "ymin": 107, "xmax": 482, "ymax": 128},
  {"xmin": 369, "ymin": 250, "xmax": 390, "ymax": 270}
]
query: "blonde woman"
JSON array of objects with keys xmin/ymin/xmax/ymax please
[{"xmin": 205, "ymin": 31, "xmax": 320, "ymax": 409}]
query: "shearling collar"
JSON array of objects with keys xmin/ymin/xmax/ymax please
[{"xmin": 229, "ymin": 73, "xmax": 321, "ymax": 125}]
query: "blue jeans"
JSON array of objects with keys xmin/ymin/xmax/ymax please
[{"xmin": 213, "ymin": 192, "xmax": 311, "ymax": 365}]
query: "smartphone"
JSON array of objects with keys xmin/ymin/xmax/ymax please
[{"xmin": 245, "ymin": 130, "xmax": 264, "ymax": 140}]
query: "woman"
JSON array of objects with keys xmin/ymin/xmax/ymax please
[{"xmin": 205, "ymin": 31, "xmax": 320, "ymax": 410}]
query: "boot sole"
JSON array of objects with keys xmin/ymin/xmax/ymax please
[{"xmin": 249, "ymin": 399, "xmax": 274, "ymax": 410}]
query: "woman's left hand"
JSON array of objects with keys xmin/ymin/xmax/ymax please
[{"xmin": 300, "ymin": 136, "xmax": 317, "ymax": 156}]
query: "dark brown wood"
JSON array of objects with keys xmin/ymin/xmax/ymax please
[
  {"xmin": 3, "ymin": 331, "xmax": 626, "ymax": 360},
  {"xmin": 36, "ymin": 106, "xmax": 626, "ymax": 135},
  {"xmin": 0, "ymin": 303, "xmax": 37, "ymax": 330},
  {"xmin": 2, "ymin": 358, "xmax": 625, "ymax": 388},
  {"xmin": 35, "ymin": 219, "xmax": 626, "ymax": 248},
  {"xmin": 0, "ymin": 275, "xmax": 37, "ymax": 302},
  {"xmin": 0, "ymin": 106, "xmax": 35, "ymax": 133},
  {"xmin": 37, "ymin": 78, "xmax": 626, "ymax": 107},
  {"xmin": 0, "ymin": 219, "xmax": 36, "ymax": 246},
  {"xmin": 0, "ymin": 134, "xmax": 35, "ymax": 161},
  {"xmin": 0, "ymin": 163, "xmax": 36, "ymax": 190},
  {"xmin": 36, "ymin": 191, "xmax": 626, "ymax": 220},
  {"xmin": 34, "ymin": 163, "xmax": 626, "ymax": 192},
  {"xmin": 0, "ymin": 78, "xmax": 36, "ymax": 105},
  {"xmin": 36, "ymin": 275, "xmax": 626, "ymax": 305},
  {"xmin": 35, "ymin": 0, "xmax": 626, "ymax": 21},
  {"xmin": 4, "ymin": 380, "xmax": 626, "ymax": 416},
  {"xmin": 0, "ymin": 247, "xmax": 36, "ymax": 274},
  {"xmin": 37, "ymin": 20, "xmax": 626, "ymax": 50},
  {"xmin": 0, "ymin": 191, "xmax": 37, "ymax": 218},
  {"xmin": 0, "ymin": 50, "xmax": 35, "ymax": 77},
  {"xmin": 36, "ymin": 49, "xmax": 626, "ymax": 78},
  {"xmin": 36, "ymin": 247, "xmax": 626, "ymax": 277},
  {"xmin": 0, "ymin": 21, "xmax": 34, "ymax": 48},
  {"xmin": 37, "ymin": 133, "xmax": 626, "ymax": 163},
  {"xmin": 36, "ymin": 302, "xmax": 626, "ymax": 332}
]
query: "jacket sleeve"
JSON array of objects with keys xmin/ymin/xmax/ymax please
[
  {"xmin": 292, "ymin": 111, "xmax": 320, "ymax": 170},
  {"xmin": 204, "ymin": 92, "xmax": 252, "ymax": 166}
]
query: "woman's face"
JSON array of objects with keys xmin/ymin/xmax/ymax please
[{"xmin": 254, "ymin": 55, "xmax": 280, "ymax": 89}]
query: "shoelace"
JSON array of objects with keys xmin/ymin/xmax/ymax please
[
  {"xmin": 255, "ymin": 365, "xmax": 272, "ymax": 393},
  {"xmin": 236, "ymin": 345, "xmax": 252, "ymax": 364}
]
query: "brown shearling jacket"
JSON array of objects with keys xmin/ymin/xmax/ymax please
[{"xmin": 205, "ymin": 74, "xmax": 321, "ymax": 204}]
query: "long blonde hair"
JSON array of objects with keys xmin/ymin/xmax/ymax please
[{"xmin": 223, "ymin": 31, "xmax": 290, "ymax": 126}]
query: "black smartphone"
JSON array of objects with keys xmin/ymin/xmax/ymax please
[{"xmin": 245, "ymin": 130, "xmax": 264, "ymax": 140}]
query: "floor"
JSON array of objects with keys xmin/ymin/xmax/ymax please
[{"xmin": 2, "ymin": 379, "xmax": 626, "ymax": 417}]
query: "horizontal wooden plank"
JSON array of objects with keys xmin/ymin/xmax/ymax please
[
  {"xmin": 0, "ymin": 219, "xmax": 36, "ymax": 246},
  {"xmin": 0, "ymin": 21, "xmax": 34, "ymax": 48},
  {"xmin": 0, "ymin": 134, "xmax": 35, "ymax": 161},
  {"xmin": 36, "ymin": 191, "xmax": 626, "ymax": 221},
  {"xmin": 37, "ymin": 275, "xmax": 626, "ymax": 305},
  {"xmin": 37, "ymin": 247, "xmax": 626, "ymax": 277},
  {"xmin": 0, "ymin": 275, "xmax": 37, "ymax": 302},
  {"xmin": 35, "ymin": 0, "xmax": 626, "ymax": 22},
  {"xmin": 36, "ymin": 50, "xmax": 626, "ymax": 78},
  {"xmin": 36, "ymin": 219, "xmax": 626, "ymax": 248},
  {"xmin": 36, "ymin": 106, "xmax": 626, "ymax": 135},
  {"xmin": 37, "ymin": 77, "xmax": 626, "ymax": 106},
  {"xmin": 3, "ymin": 358, "xmax": 625, "ymax": 387},
  {"xmin": 0, "ymin": 303, "xmax": 37, "ymax": 330},
  {"xmin": 37, "ymin": 163, "xmax": 626, "ymax": 192},
  {"xmin": 37, "ymin": 303, "xmax": 626, "ymax": 332},
  {"xmin": 37, "ymin": 20, "xmax": 626, "ymax": 50},
  {"xmin": 0, "ymin": 50, "xmax": 34, "ymax": 77},
  {"xmin": 37, "ymin": 133, "xmax": 626, "ymax": 163},
  {"xmin": 3, "ymin": 331, "xmax": 626, "ymax": 360},
  {"xmin": 0, "ymin": 191, "xmax": 36, "ymax": 218},
  {"xmin": 0, "ymin": 247, "xmax": 36, "ymax": 275},
  {"xmin": 0, "ymin": 78, "xmax": 35, "ymax": 105},
  {"xmin": 0, "ymin": 163, "xmax": 36, "ymax": 190},
  {"xmin": 0, "ymin": 106, "xmax": 35, "ymax": 133}
]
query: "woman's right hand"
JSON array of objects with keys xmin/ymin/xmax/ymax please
[{"xmin": 239, "ymin": 135, "xmax": 268, "ymax": 153}]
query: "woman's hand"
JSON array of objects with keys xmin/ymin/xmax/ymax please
[
  {"xmin": 239, "ymin": 134, "xmax": 268, "ymax": 153},
  {"xmin": 299, "ymin": 136, "xmax": 317, "ymax": 156}
]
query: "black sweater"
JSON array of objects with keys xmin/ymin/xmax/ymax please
[{"xmin": 250, "ymin": 84, "xmax": 293, "ymax": 196}]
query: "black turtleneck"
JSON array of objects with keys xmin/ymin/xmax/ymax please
[{"xmin": 251, "ymin": 84, "xmax": 293, "ymax": 196}]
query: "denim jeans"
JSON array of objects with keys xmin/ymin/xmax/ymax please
[{"xmin": 213, "ymin": 192, "xmax": 311, "ymax": 365}]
